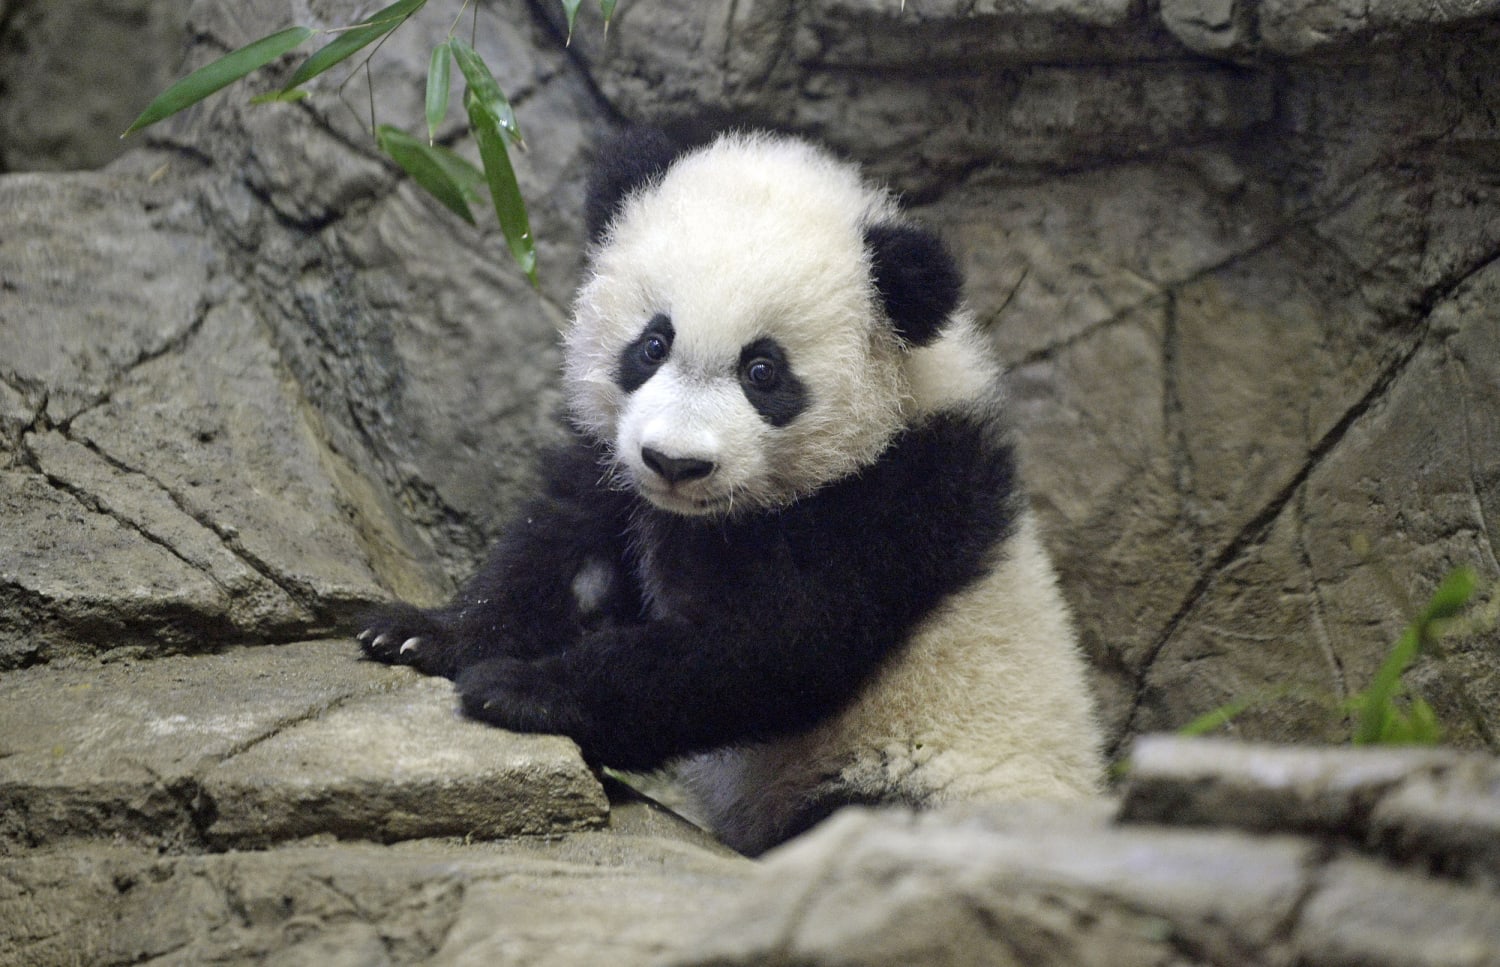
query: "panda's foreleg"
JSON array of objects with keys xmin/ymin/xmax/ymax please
[
  {"xmin": 452, "ymin": 602, "xmax": 889, "ymax": 772},
  {"xmin": 359, "ymin": 440, "xmax": 640, "ymax": 679}
]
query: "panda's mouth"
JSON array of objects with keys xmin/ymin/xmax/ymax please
[{"xmin": 639, "ymin": 484, "xmax": 733, "ymax": 517}]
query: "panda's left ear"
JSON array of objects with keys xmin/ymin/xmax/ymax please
[
  {"xmin": 584, "ymin": 127, "xmax": 688, "ymax": 244},
  {"xmin": 863, "ymin": 222, "xmax": 963, "ymax": 347}
]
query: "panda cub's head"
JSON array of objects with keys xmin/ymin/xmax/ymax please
[{"xmin": 565, "ymin": 130, "xmax": 978, "ymax": 516}]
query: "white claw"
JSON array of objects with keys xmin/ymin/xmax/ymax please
[
  {"xmin": 356, "ymin": 628, "xmax": 373, "ymax": 643},
  {"xmin": 372, "ymin": 634, "xmax": 391, "ymax": 649},
  {"xmin": 400, "ymin": 636, "xmax": 422, "ymax": 654}
]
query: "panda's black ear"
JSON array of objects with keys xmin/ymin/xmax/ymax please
[
  {"xmin": 864, "ymin": 222, "xmax": 963, "ymax": 346},
  {"xmin": 584, "ymin": 127, "xmax": 687, "ymax": 244}
]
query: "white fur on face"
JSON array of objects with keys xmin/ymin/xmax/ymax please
[{"xmin": 565, "ymin": 133, "xmax": 912, "ymax": 514}]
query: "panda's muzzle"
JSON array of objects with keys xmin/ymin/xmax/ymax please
[{"xmin": 640, "ymin": 447, "xmax": 716, "ymax": 485}]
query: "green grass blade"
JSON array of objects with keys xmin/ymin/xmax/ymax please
[
  {"xmin": 283, "ymin": 0, "xmax": 428, "ymax": 91},
  {"xmin": 377, "ymin": 124, "xmax": 475, "ymax": 224},
  {"xmin": 560, "ymin": 0, "xmax": 583, "ymax": 44},
  {"xmin": 1177, "ymin": 695, "xmax": 1258, "ymax": 737},
  {"xmin": 425, "ymin": 42, "xmax": 452, "ymax": 144},
  {"xmin": 1352, "ymin": 567, "xmax": 1476, "ymax": 745},
  {"xmin": 1419, "ymin": 567, "xmax": 1477, "ymax": 627},
  {"xmin": 122, "ymin": 25, "xmax": 314, "ymax": 137},
  {"xmin": 1353, "ymin": 627, "xmax": 1419, "ymax": 744},
  {"xmin": 450, "ymin": 38, "xmax": 522, "ymax": 146},
  {"xmin": 465, "ymin": 90, "xmax": 536, "ymax": 286}
]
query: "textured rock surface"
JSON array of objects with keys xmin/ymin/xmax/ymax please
[
  {"xmin": 0, "ymin": 0, "xmax": 192, "ymax": 172},
  {"xmin": 0, "ymin": 641, "xmax": 608, "ymax": 852},
  {"xmin": 2, "ymin": 0, "xmax": 1500, "ymax": 964},
  {"xmin": 3, "ymin": 0, "xmax": 1495, "ymax": 745},
  {"xmin": 5, "ymin": 734, "xmax": 1494, "ymax": 959}
]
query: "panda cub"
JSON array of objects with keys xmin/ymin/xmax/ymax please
[{"xmin": 360, "ymin": 129, "xmax": 1103, "ymax": 855}]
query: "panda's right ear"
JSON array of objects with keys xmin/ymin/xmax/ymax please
[
  {"xmin": 584, "ymin": 127, "xmax": 686, "ymax": 244},
  {"xmin": 864, "ymin": 221, "xmax": 963, "ymax": 347}
]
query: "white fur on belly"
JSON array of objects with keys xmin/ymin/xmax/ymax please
[{"xmin": 678, "ymin": 511, "xmax": 1102, "ymax": 855}]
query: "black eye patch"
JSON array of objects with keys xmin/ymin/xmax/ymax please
[
  {"xmin": 616, "ymin": 313, "xmax": 674, "ymax": 393},
  {"xmin": 738, "ymin": 337, "xmax": 807, "ymax": 427}
]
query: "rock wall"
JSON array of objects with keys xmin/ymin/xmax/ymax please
[
  {"xmin": 2, "ymin": 3, "xmax": 1499, "ymax": 963},
  {"xmin": 5, "ymin": 0, "xmax": 1494, "ymax": 752}
]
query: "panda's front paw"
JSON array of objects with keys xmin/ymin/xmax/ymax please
[
  {"xmin": 356, "ymin": 603, "xmax": 457, "ymax": 677},
  {"xmin": 455, "ymin": 656, "xmax": 585, "ymax": 740}
]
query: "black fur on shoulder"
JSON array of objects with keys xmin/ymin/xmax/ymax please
[
  {"xmin": 584, "ymin": 127, "xmax": 688, "ymax": 244},
  {"xmin": 864, "ymin": 222, "xmax": 963, "ymax": 346}
]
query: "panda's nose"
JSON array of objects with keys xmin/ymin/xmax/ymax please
[{"xmin": 641, "ymin": 447, "xmax": 716, "ymax": 484}]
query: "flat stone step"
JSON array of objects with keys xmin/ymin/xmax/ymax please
[{"xmin": 0, "ymin": 640, "xmax": 608, "ymax": 852}]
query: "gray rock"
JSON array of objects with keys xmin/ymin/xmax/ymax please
[
  {"xmin": 1294, "ymin": 856, "xmax": 1500, "ymax": 967},
  {"xmin": 1370, "ymin": 756, "xmax": 1500, "ymax": 887},
  {"xmin": 0, "ymin": 836, "xmax": 751, "ymax": 967},
  {"xmin": 205, "ymin": 674, "xmax": 609, "ymax": 847},
  {"xmin": 0, "ymin": 640, "xmax": 608, "ymax": 851},
  {"xmin": 1165, "ymin": 0, "xmax": 1500, "ymax": 58},
  {"xmin": 675, "ymin": 802, "xmax": 1315, "ymax": 967},
  {"xmin": 1122, "ymin": 735, "xmax": 1465, "ymax": 831},
  {"xmin": 0, "ymin": 0, "xmax": 192, "ymax": 172}
]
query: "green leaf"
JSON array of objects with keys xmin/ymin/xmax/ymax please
[
  {"xmin": 1354, "ymin": 566, "xmax": 1475, "ymax": 745},
  {"xmin": 283, "ymin": 0, "xmax": 428, "ymax": 92},
  {"xmin": 600, "ymin": 0, "xmax": 618, "ymax": 30},
  {"xmin": 465, "ymin": 89, "xmax": 536, "ymax": 286},
  {"xmin": 1352, "ymin": 626, "xmax": 1419, "ymax": 745},
  {"xmin": 377, "ymin": 124, "xmax": 477, "ymax": 224},
  {"xmin": 249, "ymin": 88, "xmax": 312, "ymax": 105},
  {"xmin": 560, "ymin": 0, "xmax": 583, "ymax": 44},
  {"xmin": 1177, "ymin": 695, "xmax": 1257, "ymax": 737},
  {"xmin": 450, "ymin": 38, "xmax": 522, "ymax": 147},
  {"xmin": 122, "ymin": 26, "xmax": 314, "ymax": 137},
  {"xmin": 425, "ymin": 143, "xmax": 487, "ymax": 205},
  {"xmin": 425, "ymin": 42, "xmax": 452, "ymax": 144},
  {"xmin": 1419, "ymin": 567, "xmax": 1477, "ymax": 627},
  {"xmin": 1406, "ymin": 695, "xmax": 1444, "ymax": 744}
]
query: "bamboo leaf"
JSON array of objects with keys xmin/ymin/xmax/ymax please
[
  {"xmin": 377, "ymin": 124, "xmax": 476, "ymax": 224},
  {"xmin": 249, "ymin": 88, "xmax": 312, "ymax": 105},
  {"xmin": 600, "ymin": 0, "xmax": 618, "ymax": 31},
  {"xmin": 450, "ymin": 38, "xmax": 522, "ymax": 147},
  {"xmin": 122, "ymin": 26, "xmax": 314, "ymax": 137},
  {"xmin": 465, "ymin": 89, "xmax": 536, "ymax": 285},
  {"xmin": 425, "ymin": 42, "xmax": 452, "ymax": 144},
  {"xmin": 283, "ymin": 0, "xmax": 428, "ymax": 92},
  {"xmin": 560, "ymin": 0, "xmax": 583, "ymax": 44}
]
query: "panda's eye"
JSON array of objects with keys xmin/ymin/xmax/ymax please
[
  {"xmin": 641, "ymin": 334, "xmax": 669, "ymax": 364},
  {"xmin": 743, "ymin": 357, "xmax": 777, "ymax": 389}
]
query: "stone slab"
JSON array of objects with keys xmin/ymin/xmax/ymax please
[
  {"xmin": 1294, "ymin": 855, "xmax": 1500, "ymax": 967},
  {"xmin": 1369, "ymin": 757, "xmax": 1500, "ymax": 887},
  {"xmin": 0, "ymin": 640, "xmax": 607, "ymax": 851},
  {"xmin": 677, "ymin": 803, "xmax": 1316, "ymax": 967},
  {"xmin": 0, "ymin": 836, "xmax": 751, "ymax": 967},
  {"xmin": 1122, "ymin": 734, "xmax": 1465, "ymax": 834},
  {"xmin": 204, "ymin": 674, "xmax": 608, "ymax": 847}
]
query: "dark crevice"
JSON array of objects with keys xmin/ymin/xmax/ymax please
[
  {"xmin": 25, "ymin": 440, "xmax": 233, "ymax": 599},
  {"xmin": 1117, "ymin": 306, "xmax": 1428, "ymax": 748},
  {"xmin": 1161, "ymin": 290, "xmax": 1202, "ymax": 572},
  {"xmin": 1117, "ymin": 241, "xmax": 1500, "ymax": 748},
  {"xmin": 1296, "ymin": 485, "xmax": 1349, "ymax": 706},
  {"xmin": 59, "ymin": 430, "xmax": 337, "ymax": 634},
  {"xmin": 53, "ymin": 296, "xmax": 213, "ymax": 434}
]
